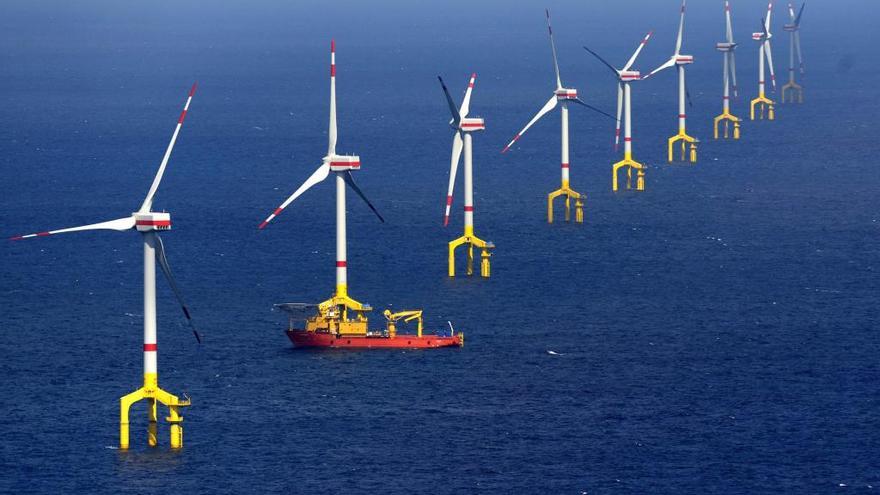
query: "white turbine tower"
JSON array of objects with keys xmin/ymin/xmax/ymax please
[
  {"xmin": 501, "ymin": 9, "xmax": 613, "ymax": 224},
  {"xmin": 750, "ymin": 1, "xmax": 777, "ymax": 121},
  {"xmin": 439, "ymin": 73, "xmax": 494, "ymax": 278},
  {"xmin": 584, "ymin": 31, "xmax": 655, "ymax": 192},
  {"xmin": 259, "ymin": 40, "xmax": 384, "ymax": 322},
  {"xmin": 11, "ymin": 84, "xmax": 200, "ymax": 451},
  {"xmin": 781, "ymin": 2, "xmax": 805, "ymax": 103},
  {"xmin": 714, "ymin": 0, "xmax": 742, "ymax": 139},
  {"xmin": 644, "ymin": 0, "xmax": 698, "ymax": 163}
]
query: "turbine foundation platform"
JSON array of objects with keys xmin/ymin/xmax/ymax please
[
  {"xmin": 668, "ymin": 132, "xmax": 698, "ymax": 163},
  {"xmin": 714, "ymin": 112, "xmax": 741, "ymax": 139},
  {"xmin": 750, "ymin": 94, "xmax": 775, "ymax": 120},
  {"xmin": 781, "ymin": 81, "xmax": 803, "ymax": 104},
  {"xmin": 612, "ymin": 157, "xmax": 646, "ymax": 192},
  {"xmin": 449, "ymin": 231, "xmax": 493, "ymax": 278},
  {"xmin": 547, "ymin": 185, "xmax": 584, "ymax": 223},
  {"xmin": 120, "ymin": 373, "xmax": 190, "ymax": 450}
]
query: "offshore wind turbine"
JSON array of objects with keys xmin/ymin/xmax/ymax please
[
  {"xmin": 502, "ymin": 10, "xmax": 613, "ymax": 224},
  {"xmin": 644, "ymin": 0, "xmax": 699, "ymax": 163},
  {"xmin": 584, "ymin": 31, "xmax": 654, "ymax": 192},
  {"xmin": 258, "ymin": 40, "xmax": 384, "ymax": 330},
  {"xmin": 10, "ymin": 84, "xmax": 200, "ymax": 450},
  {"xmin": 714, "ymin": 0, "xmax": 742, "ymax": 139},
  {"xmin": 439, "ymin": 73, "xmax": 494, "ymax": 278},
  {"xmin": 781, "ymin": 2, "xmax": 805, "ymax": 103},
  {"xmin": 750, "ymin": 1, "xmax": 777, "ymax": 121}
]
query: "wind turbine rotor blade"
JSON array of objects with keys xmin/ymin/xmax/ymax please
[
  {"xmin": 794, "ymin": 32, "xmax": 804, "ymax": 74},
  {"xmin": 571, "ymin": 98, "xmax": 616, "ymax": 121},
  {"xmin": 582, "ymin": 46, "xmax": 619, "ymax": 79},
  {"xmin": 615, "ymin": 83, "xmax": 623, "ymax": 150},
  {"xmin": 675, "ymin": 0, "xmax": 686, "ymax": 55},
  {"xmin": 459, "ymin": 73, "xmax": 476, "ymax": 119},
  {"xmin": 761, "ymin": 18, "xmax": 769, "ymax": 39},
  {"xmin": 438, "ymin": 76, "xmax": 462, "ymax": 128},
  {"xmin": 154, "ymin": 234, "xmax": 201, "ymax": 344},
  {"xmin": 766, "ymin": 1, "xmax": 773, "ymax": 29},
  {"xmin": 795, "ymin": 2, "xmax": 805, "ymax": 26},
  {"xmin": 788, "ymin": 2, "xmax": 796, "ymax": 21},
  {"xmin": 623, "ymin": 31, "xmax": 654, "ymax": 72},
  {"xmin": 730, "ymin": 51, "xmax": 739, "ymax": 97},
  {"xmin": 10, "ymin": 216, "xmax": 136, "ymax": 240},
  {"xmin": 500, "ymin": 95, "xmax": 557, "ymax": 153},
  {"xmin": 329, "ymin": 40, "xmax": 337, "ymax": 156},
  {"xmin": 342, "ymin": 171, "xmax": 384, "ymax": 223},
  {"xmin": 644, "ymin": 57, "xmax": 676, "ymax": 79},
  {"xmin": 444, "ymin": 132, "xmax": 463, "ymax": 226},
  {"xmin": 725, "ymin": 1, "xmax": 734, "ymax": 43},
  {"xmin": 765, "ymin": 40, "xmax": 776, "ymax": 90},
  {"xmin": 546, "ymin": 9, "xmax": 563, "ymax": 89},
  {"xmin": 258, "ymin": 163, "xmax": 330, "ymax": 229},
  {"xmin": 138, "ymin": 82, "xmax": 197, "ymax": 214}
]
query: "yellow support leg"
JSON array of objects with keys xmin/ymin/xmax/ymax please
[
  {"xmin": 466, "ymin": 243, "xmax": 474, "ymax": 276},
  {"xmin": 119, "ymin": 373, "xmax": 191, "ymax": 450},
  {"xmin": 120, "ymin": 388, "xmax": 145, "ymax": 450},
  {"xmin": 480, "ymin": 249, "xmax": 490, "ymax": 277},
  {"xmin": 148, "ymin": 398, "xmax": 158, "ymax": 447},
  {"xmin": 575, "ymin": 197, "xmax": 584, "ymax": 223}
]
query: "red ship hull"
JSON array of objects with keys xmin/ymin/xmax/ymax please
[{"xmin": 286, "ymin": 330, "xmax": 463, "ymax": 349}]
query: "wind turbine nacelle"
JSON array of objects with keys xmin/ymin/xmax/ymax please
[
  {"xmin": 135, "ymin": 212, "xmax": 171, "ymax": 232},
  {"xmin": 716, "ymin": 42, "xmax": 736, "ymax": 52},
  {"xmin": 675, "ymin": 55, "xmax": 694, "ymax": 65},
  {"xmin": 752, "ymin": 33, "xmax": 768, "ymax": 41},
  {"xmin": 555, "ymin": 88, "xmax": 578, "ymax": 100},
  {"xmin": 460, "ymin": 118, "xmax": 485, "ymax": 132},
  {"xmin": 329, "ymin": 155, "xmax": 361, "ymax": 172},
  {"xmin": 783, "ymin": 24, "xmax": 797, "ymax": 32},
  {"xmin": 620, "ymin": 71, "xmax": 640, "ymax": 81}
]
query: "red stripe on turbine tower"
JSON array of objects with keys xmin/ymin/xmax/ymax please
[
  {"xmin": 336, "ymin": 261, "xmax": 347, "ymax": 267},
  {"xmin": 144, "ymin": 343, "xmax": 157, "ymax": 351},
  {"xmin": 463, "ymin": 206, "xmax": 474, "ymax": 212}
]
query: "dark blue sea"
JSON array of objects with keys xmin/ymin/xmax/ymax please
[{"xmin": 1, "ymin": 0, "xmax": 878, "ymax": 493}]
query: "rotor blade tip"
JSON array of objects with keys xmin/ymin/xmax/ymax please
[
  {"xmin": 331, "ymin": 39, "xmax": 335, "ymax": 51},
  {"xmin": 258, "ymin": 221, "xmax": 269, "ymax": 230},
  {"xmin": 189, "ymin": 82, "xmax": 197, "ymax": 96}
]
